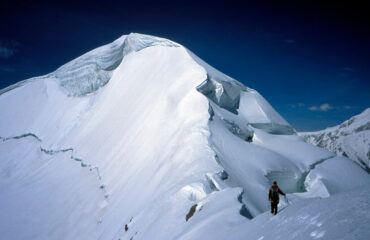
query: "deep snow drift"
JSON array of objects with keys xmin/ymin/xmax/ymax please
[
  {"xmin": 300, "ymin": 108, "xmax": 370, "ymax": 171},
  {"xmin": 0, "ymin": 33, "xmax": 369, "ymax": 240}
]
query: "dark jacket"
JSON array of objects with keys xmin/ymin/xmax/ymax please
[{"xmin": 269, "ymin": 184, "xmax": 285, "ymax": 202}]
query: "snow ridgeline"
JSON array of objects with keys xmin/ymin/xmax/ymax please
[
  {"xmin": 300, "ymin": 108, "xmax": 370, "ymax": 171},
  {"xmin": 0, "ymin": 33, "xmax": 179, "ymax": 97},
  {"xmin": 0, "ymin": 33, "xmax": 369, "ymax": 240}
]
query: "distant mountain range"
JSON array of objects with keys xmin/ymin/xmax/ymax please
[{"xmin": 300, "ymin": 108, "xmax": 370, "ymax": 171}]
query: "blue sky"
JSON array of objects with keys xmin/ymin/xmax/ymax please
[{"xmin": 0, "ymin": 0, "xmax": 369, "ymax": 131}]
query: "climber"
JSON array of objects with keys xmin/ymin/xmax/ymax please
[{"xmin": 268, "ymin": 181, "xmax": 286, "ymax": 215}]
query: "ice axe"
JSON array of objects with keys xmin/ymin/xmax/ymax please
[{"xmin": 284, "ymin": 195, "xmax": 290, "ymax": 205}]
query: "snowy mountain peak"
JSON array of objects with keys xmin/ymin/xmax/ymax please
[
  {"xmin": 50, "ymin": 33, "xmax": 179, "ymax": 96},
  {"xmin": 338, "ymin": 107, "xmax": 370, "ymax": 131},
  {"xmin": 0, "ymin": 34, "xmax": 369, "ymax": 240},
  {"xmin": 122, "ymin": 33, "xmax": 179, "ymax": 54},
  {"xmin": 300, "ymin": 108, "xmax": 370, "ymax": 170}
]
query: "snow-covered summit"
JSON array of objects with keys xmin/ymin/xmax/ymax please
[
  {"xmin": 53, "ymin": 33, "xmax": 179, "ymax": 96},
  {"xmin": 0, "ymin": 33, "xmax": 369, "ymax": 240},
  {"xmin": 300, "ymin": 108, "xmax": 370, "ymax": 171}
]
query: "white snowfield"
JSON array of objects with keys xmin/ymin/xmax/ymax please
[
  {"xmin": 300, "ymin": 108, "xmax": 370, "ymax": 171},
  {"xmin": 0, "ymin": 33, "xmax": 369, "ymax": 240}
]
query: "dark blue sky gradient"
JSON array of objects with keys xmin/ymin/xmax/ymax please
[{"xmin": 0, "ymin": 0, "xmax": 369, "ymax": 131}]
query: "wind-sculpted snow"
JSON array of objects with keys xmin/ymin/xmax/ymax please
[
  {"xmin": 0, "ymin": 79, "xmax": 33, "ymax": 96},
  {"xmin": 122, "ymin": 33, "xmax": 178, "ymax": 55},
  {"xmin": 196, "ymin": 73, "xmax": 295, "ymax": 136},
  {"xmin": 238, "ymin": 91, "xmax": 295, "ymax": 135},
  {"xmin": 51, "ymin": 33, "xmax": 179, "ymax": 96},
  {"xmin": 207, "ymin": 100, "xmax": 255, "ymax": 142},
  {"xmin": 249, "ymin": 123, "xmax": 296, "ymax": 135},
  {"xmin": 265, "ymin": 170, "xmax": 301, "ymax": 193},
  {"xmin": 196, "ymin": 75, "xmax": 246, "ymax": 114},
  {"xmin": 198, "ymin": 188, "xmax": 370, "ymax": 240},
  {"xmin": 264, "ymin": 156, "xmax": 335, "ymax": 195},
  {"xmin": 53, "ymin": 45, "xmax": 116, "ymax": 96},
  {"xmin": 0, "ymin": 33, "xmax": 369, "ymax": 240}
]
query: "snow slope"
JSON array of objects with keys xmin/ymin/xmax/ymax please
[
  {"xmin": 182, "ymin": 186, "xmax": 370, "ymax": 240},
  {"xmin": 0, "ymin": 33, "xmax": 369, "ymax": 240},
  {"xmin": 300, "ymin": 108, "xmax": 370, "ymax": 171}
]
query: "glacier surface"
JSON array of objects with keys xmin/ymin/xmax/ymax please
[{"xmin": 0, "ymin": 33, "xmax": 369, "ymax": 240}]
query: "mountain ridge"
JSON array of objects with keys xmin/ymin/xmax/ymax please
[
  {"xmin": 0, "ymin": 33, "xmax": 369, "ymax": 240},
  {"xmin": 300, "ymin": 108, "xmax": 370, "ymax": 171}
]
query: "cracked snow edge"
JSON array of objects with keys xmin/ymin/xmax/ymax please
[
  {"xmin": 0, "ymin": 132, "xmax": 108, "ymax": 199},
  {"xmin": 0, "ymin": 133, "xmax": 42, "ymax": 142},
  {"xmin": 40, "ymin": 146, "xmax": 108, "ymax": 198}
]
